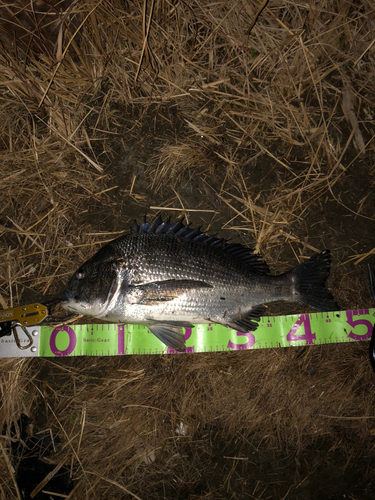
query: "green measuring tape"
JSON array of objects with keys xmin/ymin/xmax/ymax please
[{"xmin": 1, "ymin": 308, "xmax": 374, "ymax": 358}]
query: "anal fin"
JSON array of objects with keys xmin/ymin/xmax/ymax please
[{"xmin": 225, "ymin": 305, "xmax": 266, "ymax": 333}]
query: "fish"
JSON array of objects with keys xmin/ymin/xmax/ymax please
[{"xmin": 60, "ymin": 216, "xmax": 338, "ymax": 351}]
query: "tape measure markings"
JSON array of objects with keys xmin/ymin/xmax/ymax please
[
  {"xmin": 0, "ymin": 308, "xmax": 374, "ymax": 358},
  {"xmin": 40, "ymin": 308, "xmax": 375, "ymax": 357}
]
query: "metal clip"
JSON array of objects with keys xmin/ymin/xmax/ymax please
[
  {"xmin": 11, "ymin": 321, "xmax": 33, "ymax": 350},
  {"xmin": 0, "ymin": 297, "xmax": 73, "ymax": 351}
]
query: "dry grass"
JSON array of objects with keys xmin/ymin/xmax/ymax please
[
  {"xmin": 0, "ymin": 0, "xmax": 375, "ymax": 498},
  {"xmin": 149, "ymin": 142, "xmax": 216, "ymax": 192},
  {"xmin": 1, "ymin": 343, "xmax": 374, "ymax": 498}
]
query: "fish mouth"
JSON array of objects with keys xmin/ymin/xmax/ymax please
[
  {"xmin": 59, "ymin": 289, "xmax": 73, "ymax": 302},
  {"xmin": 61, "ymin": 301, "xmax": 83, "ymax": 313},
  {"xmin": 61, "ymin": 285, "xmax": 120, "ymax": 317},
  {"xmin": 60, "ymin": 294, "xmax": 91, "ymax": 313},
  {"xmin": 59, "ymin": 274, "xmax": 121, "ymax": 317},
  {"xmin": 60, "ymin": 289, "xmax": 91, "ymax": 313}
]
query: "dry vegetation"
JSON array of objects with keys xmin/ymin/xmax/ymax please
[{"xmin": 0, "ymin": 0, "xmax": 375, "ymax": 498}]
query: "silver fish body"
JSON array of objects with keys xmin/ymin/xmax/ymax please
[{"xmin": 61, "ymin": 217, "xmax": 337, "ymax": 350}]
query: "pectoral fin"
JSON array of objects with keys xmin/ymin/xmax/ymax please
[
  {"xmin": 148, "ymin": 321, "xmax": 193, "ymax": 351},
  {"xmin": 133, "ymin": 279, "xmax": 212, "ymax": 305}
]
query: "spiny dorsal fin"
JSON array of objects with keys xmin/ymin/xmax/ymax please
[{"xmin": 131, "ymin": 216, "xmax": 269, "ymax": 274}]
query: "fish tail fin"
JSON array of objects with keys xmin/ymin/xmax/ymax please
[{"xmin": 292, "ymin": 250, "xmax": 338, "ymax": 312}]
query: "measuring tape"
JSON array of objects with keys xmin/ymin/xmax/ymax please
[{"xmin": 1, "ymin": 308, "xmax": 374, "ymax": 358}]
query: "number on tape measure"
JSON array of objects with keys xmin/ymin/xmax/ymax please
[
  {"xmin": 227, "ymin": 331, "xmax": 256, "ymax": 350},
  {"xmin": 117, "ymin": 325, "xmax": 125, "ymax": 355},
  {"xmin": 346, "ymin": 310, "xmax": 372, "ymax": 340},
  {"xmin": 50, "ymin": 326, "xmax": 77, "ymax": 356},
  {"xmin": 286, "ymin": 314, "xmax": 316, "ymax": 345}
]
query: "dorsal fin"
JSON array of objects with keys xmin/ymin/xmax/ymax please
[
  {"xmin": 221, "ymin": 244, "xmax": 269, "ymax": 273},
  {"xmin": 131, "ymin": 216, "xmax": 269, "ymax": 274}
]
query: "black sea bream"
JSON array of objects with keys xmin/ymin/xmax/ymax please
[{"xmin": 60, "ymin": 217, "xmax": 338, "ymax": 350}]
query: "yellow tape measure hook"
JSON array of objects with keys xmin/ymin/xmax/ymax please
[
  {"xmin": 12, "ymin": 321, "xmax": 33, "ymax": 350},
  {"xmin": 0, "ymin": 302, "xmax": 50, "ymax": 350},
  {"xmin": 0, "ymin": 298, "xmax": 74, "ymax": 350}
]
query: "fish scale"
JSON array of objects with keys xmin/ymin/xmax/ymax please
[{"xmin": 60, "ymin": 217, "xmax": 338, "ymax": 350}]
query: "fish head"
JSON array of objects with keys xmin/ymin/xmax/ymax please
[{"xmin": 60, "ymin": 249, "xmax": 126, "ymax": 317}]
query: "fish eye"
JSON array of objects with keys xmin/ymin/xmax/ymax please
[{"xmin": 75, "ymin": 268, "xmax": 86, "ymax": 280}]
